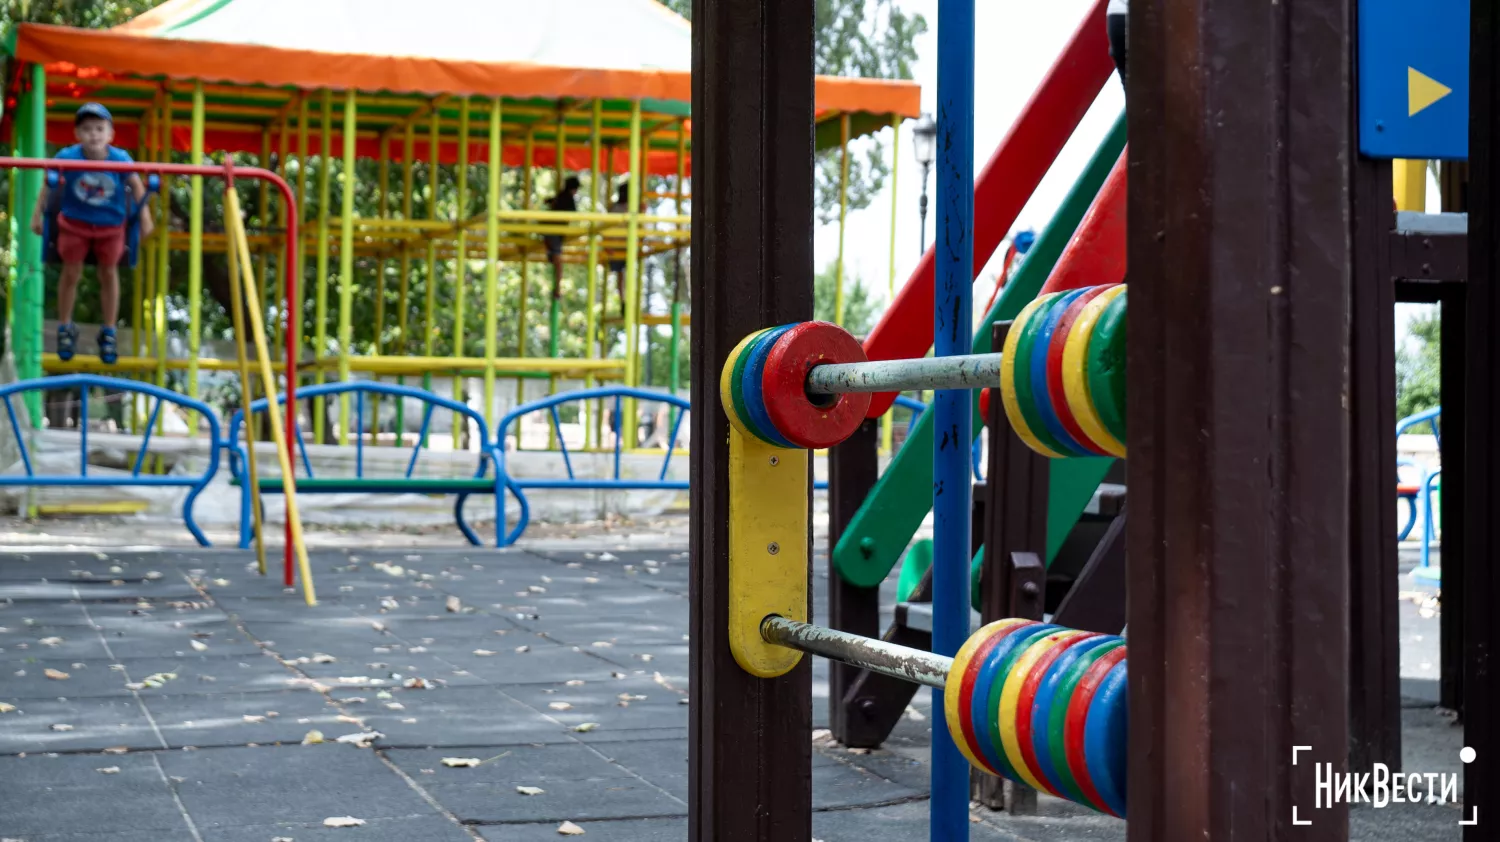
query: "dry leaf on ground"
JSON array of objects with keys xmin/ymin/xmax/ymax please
[
  {"xmin": 445, "ymin": 596, "xmax": 462, "ymax": 612},
  {"xmin": 0, "ymin": 703, "xmax": 15, "ymax": 713},
  {"xmin": 96, "ymin": 766, "xmax": 120, "ymax": 774},
  {"xmin": 548, "ymin": 702, "xmax": 572, "ymax": 711},
  {"xmin": 557, "ymin": 820, "xmax": 586, "ymax": 835},
  {"xmin": 302, "ymin": 730, "xmax": 325, "ymax": 745},
  {"xmin": 441, "ymin": 757, "xmax": 481, "ymax": 768},
  {"xmin": 572, "ymin": 722, "xmax": 599, "ymax": 733},
  {"xmin": 44, "ymin": 668, "xmax": 70, "ymax": 680},
  {"xmin": 517, "ymin": 785, "xmax": 545, "ymax": 795},
  {"xmin": 322, "ymin": 816, "xmax": 365, "ymax": 828}
]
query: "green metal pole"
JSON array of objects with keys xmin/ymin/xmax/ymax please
[
  {"xmin": 483, "ymin": 97, "xmax": 502, "ymax": 428},
  {"xmin": 314, "ymin": 88, "xmax": 332, "ymax": 442},
  {"xmin": 15, "ymin": 64, "xmax": 45, "ymax": 422},
  {"xmin": 622, "ymin": 100, "xmax": 642, "ymax": 449},
  {"xmin": 583, "ymin": 100, "xmax": 602, "ymax": 449},
  {"xmin": 452, "ymin": 98, "xmax": 470, "ymax": 451},
  {"xmin": 835, "ymin": 112, "xmax": 850, "ymax": 326},
  {"xmin": 882, "ymin": 114, "xmax": 900, "ymax": 455}
]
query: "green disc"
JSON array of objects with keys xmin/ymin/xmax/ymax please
[
  {"xmin": 1046, "ymin": 637, "xmax": 1125, "ymax": 809},
  {"xmin": 1011, "ymin": 293, "xmax": 1073, "ymax": 456},
  {"xmin": 730, "ymin": 328, "xmax": 778, "ymax": 445},
  {"xmin": 1087, "ymin": 291, "xmax": 1127, "ymax": 444},
  {"xmin": 982, "ymin": 624, "xmax": 1060, "ymax": 785}
]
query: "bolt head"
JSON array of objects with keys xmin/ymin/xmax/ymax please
[
  {"xmin": 769, "ymin": 456, "xmax": 780, "ymax": 466},
  {"xmin": 767, "ymin": 542, "xmax": 780, "ymax": 555}
]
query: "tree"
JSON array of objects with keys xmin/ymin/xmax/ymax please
[
  {"xmin": 657, "ymin": 0, "xmax": 926, "ymax": 224},
  {"xmin": 814, "ymin": 258, "xmax": 879, "ymax": 336},
  {"xmin": 1396, "ymin": 308, "xmax": 1441, "ymax": 421}
]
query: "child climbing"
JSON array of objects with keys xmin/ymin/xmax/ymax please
[
  {"xmin": 544, "ymin": 176, "xmax": 582, "ymax": 301},
  {"xmin": 31, "ymin": 102, "xmax": 154, "ymax": 364}
]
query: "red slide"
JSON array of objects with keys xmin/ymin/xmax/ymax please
[
  {"xmin": 1037, "ymin": 155, "xmax": 1127, "ymax": 296},
  {"xmin": 862, "ymin": 0, "xmax": 1116, "ymax": 418}
]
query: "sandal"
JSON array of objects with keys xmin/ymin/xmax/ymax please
[
  {"xmin": 56, "ymin": 323, "xmax": 78, "ymax": 362},
  {"xmin": 97, "ymin": 327, "xmax": 117, "ymax": 365}
]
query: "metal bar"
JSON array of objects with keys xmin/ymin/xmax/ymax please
[
  {"xmin": 2, "ymin": 396, "xmax": 32, "ymax": 477},
  {"xmin": 356, "ymin": 389, "xmax": 364, "ymax": 478},
  {"xmin": 550, "ymin": 406, "xmax": 575, "ymax": 479},
  {"xmin": 338, "ymin": 89, "xmax": 357, "ymax": 445},
  {"xmin": 133, "ymin": 399, "xmax": 164, "ymax": 477},
  {"xmin": 659, "ymin": 406, "xmax": 687, "ymax": 480},
  {"xmin": 613, "ymin": 394, "xmax": 623, "ymax": 480},
  {"xmin": 78, "ymin": 386, "xmax": 88, "ymax": 476},
  {"xmin": 187, "ymin": 82, "xmax": 205, "ymax": 429},
  {"xmin": 407, "ymin": 404, "xmax": 435, "ymax": 478},
  {"xmin": 760, "ymin": 617, "xmax": 949, "ymax": 690},
  {"xmin": 805, "ymin": 352, "xmax": 1002, "ymax": 396}
]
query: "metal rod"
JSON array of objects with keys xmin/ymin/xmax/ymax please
[
  {"xmin": 760, "ymin": 616, "xmax": 951, "ymax": 689},
  {"xmin": 805, "ymin": 352, "xmax": 1003, "ymax": 395}
]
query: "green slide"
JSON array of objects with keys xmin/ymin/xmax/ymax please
[{"xmin": 833, "ymin": 113, "xmax": 1125, "ymax": 589}]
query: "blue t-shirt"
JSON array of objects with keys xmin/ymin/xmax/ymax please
[{"xmin": 54, "ymin": 145, "xmax": 134, "ymax": 227}]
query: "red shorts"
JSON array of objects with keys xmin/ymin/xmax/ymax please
[{"xmin": 57, "ymin": 216, "xmax": 126, "ymax": 266}]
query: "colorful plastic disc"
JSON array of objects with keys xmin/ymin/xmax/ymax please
[
  {"xmin": 979, "ymin": 623, "xmax": 1060, "ymax": 784},
  {"xmin": 722, "ymin": 329, "xmax": 771, "ymax": 440},
  {"xmin": 1044, "ymin": 286, "xmax": 1112, "ymax": 455},
  {"xmin": 1030, "ymin": 635, "xmax": 1115, "ymax": 798},
  {"xmin": 1016, "ymin": 631, "xmax": 1100, "ymax": 796},
  {"xmin": 1064, "ymin": 645, "xmax": 1129, "ymax": 816},
  {"xmin": 1088, "ymin": 289, "xmax": 1128, "ymax": 444},
  {"xmin": 999, "ymin": 629, "xmax": 1087, "ymax": 794},
  {"xmin": 1060, "ymin": 286, "xmax": 1127, "ymax": 458},
  {"xmin": 762, "ymin": 321, "xmax": 872, "ymax": 449},
  {"xmin": 1046, "ymin": 637, "xmax": 1125, "ymax": 809},
  {"xmin": 999, "ymin": 295, "xmax": 1067, "ymax": 458},
  {"xmin": 1012, "ymin": 293, "xmax": 1084, "ymax": 456},
  {"xmin": 946, "ymin": 619, "xmax": 1030, "ymax": 775},
  {"xmin": 1027, "ymin": 287, "xmax": 1099, "ymax": 456},
  {"xmin": 741, "ymin": 324, "xmax": 798, "ymax": 448},
  {"xmin": 1084, "ymin": 660, "xmax": 1128, "ymax": 818}
]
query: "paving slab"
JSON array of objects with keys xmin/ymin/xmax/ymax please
[
  {"xmin": 203, "ymin": 815, "xmax": 475, "ymax": 842},
  {"xmin": 385, "ymin": 744, "xmax": 686, "ymax": 824},
  {"xmin": 477, "ymin": 817, "xmax": 687, "ymax": 841},
  {"xmin": 358, "ymin": 685, "xmax": 574, "ymax": 748},
  {"xmin": 0, "ymin": 695, "xmax": 160, "ymax": 754},
  {"xmin": 0, "ymin": 753, "xmax": 186, "ymax": 836},
  {"xmin": 144, "ymin": 689, "xmax": 354, "ymax": 749}
]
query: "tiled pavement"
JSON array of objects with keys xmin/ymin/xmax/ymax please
[{"xmin": 0, "ymin": 545, "xmax": 1461, "ymax": 840}]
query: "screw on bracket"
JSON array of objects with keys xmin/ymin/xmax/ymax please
[{"xmin": 767, "ymin": 542, "xmax": 780, "ymax": 555}]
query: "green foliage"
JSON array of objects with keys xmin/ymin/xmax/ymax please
[
  {"xmin": 657, "ymin": 0, "xmax": 926, "ymax": 223},
  {"xmin": 814, "ymin": 257, "xmax": 878, "ymax": 336},
  {"xmin": 1396, "ymin": 307, "xmax": 1441, "ymax": 421},
  {"xmin": 0, "ymin": 0, "xmax": 163, "ymax": 29}
]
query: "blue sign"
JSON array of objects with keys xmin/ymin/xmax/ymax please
[{"xmin": 1359, "ymin": 0, "xmax": 1469, "ymax": 160}]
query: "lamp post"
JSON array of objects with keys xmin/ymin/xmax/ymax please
[{"xmin": 912, "ymin": 112, "xmax": 937, "ymax": 255}]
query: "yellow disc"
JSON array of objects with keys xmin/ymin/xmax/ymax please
[
  {"xmin": 999, "ymin": 294, "xmax": 1067, "ymax": 459},
  {"xmin": 720, "ymin": 328, "xmax": 771, "ymax": 439},
  {"xmin": 945, "ymin": 618, "xmax": 1031, "ymax": 774},
  {"xmin": 1061, "ymin": 286, "xmax": 1127, "ymax": 458},
  {"xmin": 997, "ymin": 628, "xmax": 1088, "ymax": 795}
]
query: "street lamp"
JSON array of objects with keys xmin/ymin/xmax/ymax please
[{"xmin": 912, "ymin": 112, "xmax": 937, "ymax": 255}]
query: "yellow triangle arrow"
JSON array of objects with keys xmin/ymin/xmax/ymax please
[{"xmin": 1409, "ymin": 66, "xmax": 1453, "ymax": 117}]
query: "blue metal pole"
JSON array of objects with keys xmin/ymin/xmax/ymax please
[{"xmin": 932, "ymin": 0, "xmax": 975, "ymax": 838}]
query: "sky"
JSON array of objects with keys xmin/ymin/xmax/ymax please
[{"xmin": 811, "ymin": 0, "xmax": 1125, "ymax": 310}]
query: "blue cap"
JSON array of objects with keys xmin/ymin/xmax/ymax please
[{"xmin": 75, "ymin": 102, "xmax": 112, "ymax": 125}]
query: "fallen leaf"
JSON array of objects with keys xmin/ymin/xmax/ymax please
[
  {"xmin": 322, "ymin": 816, "xmax": 365, "ymax": 828},
  {"xmin": 312, "ymin": 653, "xmax": 337, "ymax": 664},
  {"xmin": 0, "ymin": 703, "xmax": 15, "ymax": 713},
  {"xmin": 102, "ymin": 746, "xmax": 128, "ymax": 754},
  {"xmin": 190, "ymin": 640, "xmax": 209, "ymax": 652},
  {"xmin": 44, "ymin": 668, "xmax": 70, "ymax": 680},
  {"xmin": 557, "ymin": 820, "xmax": 586, "ymax": 835},
  {"xmin": 301, "ymin": 730, "xmax": 325, "ymax": 745},
  {"xmin": 572, "ymin": 722, "xmax": 599, "ymax": 733},
  {"xmin": 385, "ymin": 702, "xmax": 405, "ymax": 711},
  {"xmin": 38, "ymin": 636, "xmax": 62, "ymax": 647},
  {"xmin": 242, "ymin": 715, "xmax": 266, "ymax": 724},
  {"xmin": 49, "ymin": 723, "xmax": 74, "ymax": 732},
  {"xmin": 445, "ymin": 595, "xmax": 462, "ymax": 612},
  {"xmin": 514, "ymin": 646, "xmax": 531, "ymax": 654},
  {"xmin": 145, "ymin": 571, "xmax": 163, "ymax": 581},
  {"xmin": 96, "ymin": 766, "xmax": 120, "ymax": 774},
  {"xmin": 334, "ymin": 731, "xmax": 382, "ymax": 747},
  {"xmin": 403, "ymin": 678, "xmax": 430, "ymax": 689},
  {"xmin": 442, "ymin": 757, "xmax": 481, "ymax": 768},
  {"xmin": 548, "ymin": 702, "xmax": 572, "ymax": 711},
  {"xmin": 273, "ymin": 837, "xmax": 294, "ymax": 842},
  {"xmin": 517, "ymin": 785, "xmax": 546, "ymax": 796},
  {"xmin": 473, "ymin": 649, "xmax": 496, "ymax": 657},
  {"xmin": 564, "ymin": 679, "xmax": 585, "ymax": 687},
  {"xmin": 212, "ymin": 579, "xmax": 231, "ymax": 587}
]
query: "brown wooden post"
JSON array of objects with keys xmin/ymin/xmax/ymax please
[
  {"xmin": 1348, "ymin": 144, "xmax": 1401, "ymax": 768},
  {"xmin": 827, "ymin": 419, "xmax": 881, "ymax": 745},
  {"xmin": 1464, "ymin": 0, "xmax": 1499, "ymax": 830},
  {"xmin": 688, "ymin": 0, "xmax": 815, "ymax": 837},
  {"xmin": 1126, "ymin": 0, "xmax": 1352, "ymax": 837}
]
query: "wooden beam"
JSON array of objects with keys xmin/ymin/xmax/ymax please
[
  {"xmin": 826, "ymin": 420, "xmax": 882, "ymax": 747},
  {"xmin": 1126, "ymin": 0, "xmax": 1353, "ymax": 837},
  {"xmin": 688, "ymin": 0, "xmax": 815, "ymax": 837}
]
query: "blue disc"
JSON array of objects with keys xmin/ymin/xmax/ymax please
[
  {"xmin": 972, "ymin": 622, "xmax": 1060, "ymax": 782},
  {"xmin": 1083, "ymin": 660, "xmax": 1129, "ymax": 818},
  {"xmin": 1029, "ymin": 287, "xmax": 1094, "ymax": 456},
  {"xmin": 743, "ymin": 324, "xmax": 799, "ymax": 448},
  {"xmin": 1030, "ymin": 634, "xmax": 1115, "ymax": 795}
]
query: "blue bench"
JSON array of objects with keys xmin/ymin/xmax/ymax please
[
  {"xmin": 228, "ymin": 380, "xmax": 503, "ymax": 548},
  {"xmin": 0, "ymin": 374, "xmax": 222, "ymax": 546},
  {"xmin": 490, "ymin": 386, "xmax": 691, "ymax": 547}
]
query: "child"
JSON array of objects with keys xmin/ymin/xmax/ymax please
[
  {"xmin": 543, "ymin": 176, "xmax": 582, "ymax": 301},
  {"xmin": 605, "ymin": 182, "xmax": 645, "ymax": 315},
  {"xmin": 31, "ymin": 102, "xmax": 154, "ymax": 364}
]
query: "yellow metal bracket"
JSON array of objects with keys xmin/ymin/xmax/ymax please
[{"xmin": 721, "ymin": 339, "xmax": 808, "ymax": 678}]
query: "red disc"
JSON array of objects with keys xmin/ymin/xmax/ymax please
[
  {"xmin": 1045, "ymin": 285, "xmax": 1112, "ymax": 455},
  {"xmin": 979, "ymin": 388, "xmax": 992, "ymax": 424},
  {"xmin": 954, "ymin": 624, "xmax": 1022, "ymax": 775},
  {"xmin": 1015, "ymin": 631, "xmax": 1099, "ymax": 796},
  {"xmin": 1064, "ymin": 646, "xmax": 1129, "ymax": 816},
  {"xmin": 763, "ymin": 321, "xmax": 872, "ymax": 449}
]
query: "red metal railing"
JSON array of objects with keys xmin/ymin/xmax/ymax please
[{"xmin": 0, "ymin": 155, "xmax": 302, "ymax": 580}]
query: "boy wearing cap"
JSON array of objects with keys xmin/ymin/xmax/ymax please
[{"xmin": 30, "ymin": 102, "xmax": 154, "ymax": 364}]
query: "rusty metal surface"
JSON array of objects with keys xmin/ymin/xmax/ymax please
[
  {"xmin": 805, "ymin": 352, "xmax": 1004, "ymax": 395},
  {"xmin": 760, "ymin": 617, "xmax": 951, "ymax": 689}
]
